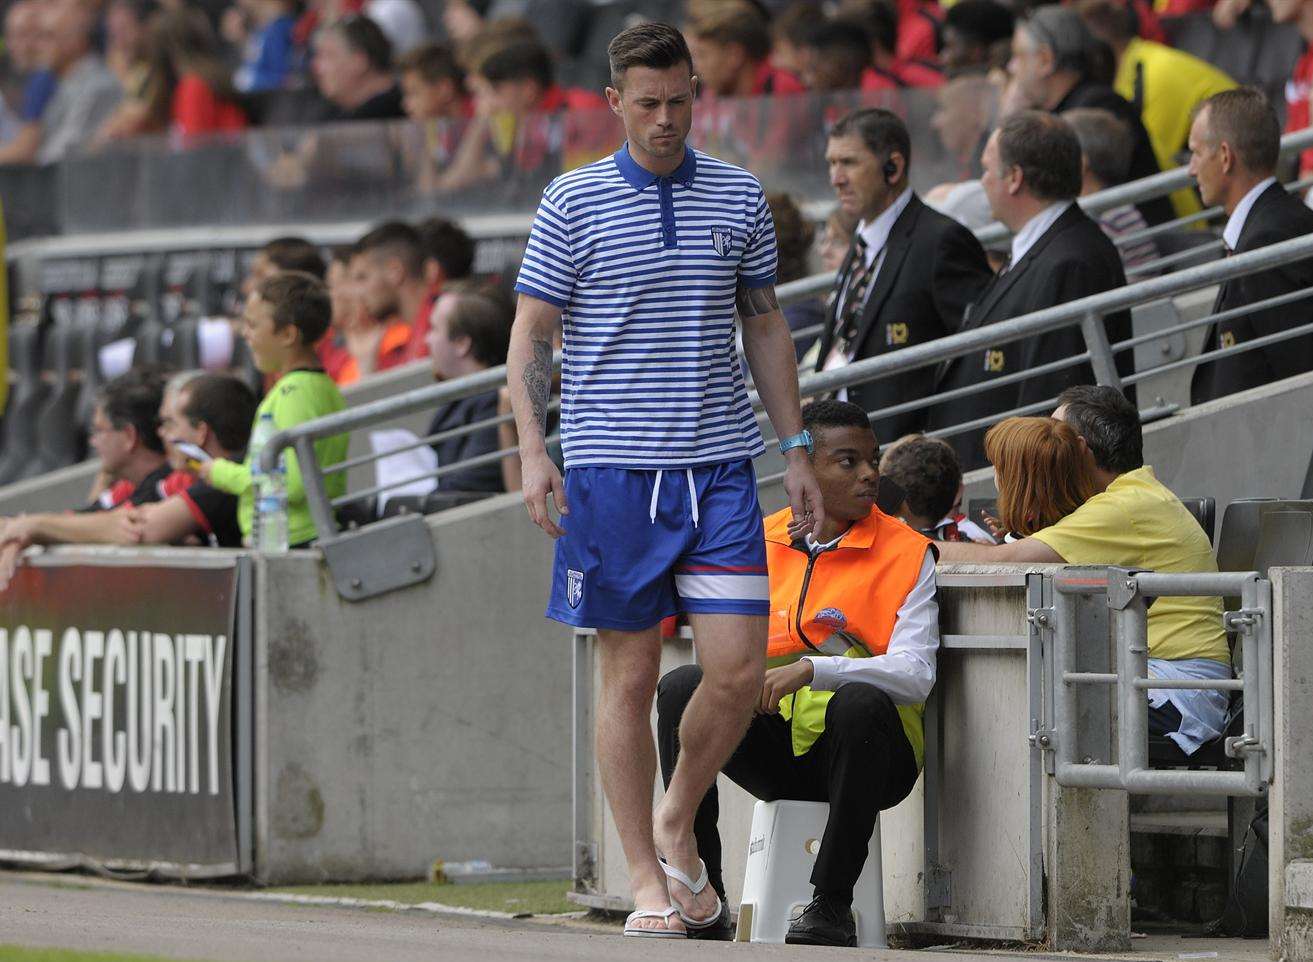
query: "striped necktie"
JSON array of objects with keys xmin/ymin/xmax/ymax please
[{"xmin": 837, "ymin": 237, "xmax": 874, "ymax": 351}]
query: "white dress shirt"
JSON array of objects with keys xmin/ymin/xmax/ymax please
[
  {"xmin": 1009, "ymin": 200, "xmax": 1073, "ymax": 269},
  {"xmin": 1222, "ymin": 176, "xmax": 1277, "ymax": 251},
  {"xmin": 801, "ymin": 545, "xmax": 940, "ymax": 704},
  {"xmin": 824, "ymin": 187, "xmax": 916, "ymax": 397}
]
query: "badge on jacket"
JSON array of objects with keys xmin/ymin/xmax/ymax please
[
  {"xmin": 984, "ymin": 349, "xmax": 1006, "ymax": 373},
  {"xmin": 886, "ymin": 322, "xmax": 909, "ymax": 346}
]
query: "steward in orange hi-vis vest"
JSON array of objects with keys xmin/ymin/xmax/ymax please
[{"xmin": 764, "ymin": 503, "xmax": 936, "ymax": 768}]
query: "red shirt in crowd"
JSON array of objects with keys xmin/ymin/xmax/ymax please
[
  {"xmin": 406, "ymin": 292, "xmax": 438, "ymax": 361},
  {"xmin": 173, "ymin": 74, "xmax": 247, "ymax": 138},
  {"xmin": 747, "ymin": 58, "xmax": 806, "ymax": 97},
  {"xmin": 896, "ymin": 0, "xmax": 942, "ymax": 62},
  {"xmin": 1287, "ymin": 47, "xmax": 1313, "ymax": 178},
  {"xmin": 861, "ymin": 61, "xmax": 945, "ymax": 90}
]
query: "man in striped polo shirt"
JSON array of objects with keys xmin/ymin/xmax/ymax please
[{"xmin": 507, "ymin": 22, "xmax": 824, "ymax": 939}]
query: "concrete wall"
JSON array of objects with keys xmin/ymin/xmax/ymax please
[{"xmin": 252, "ymin": 490, "xmax": 566, "ymax": 883}]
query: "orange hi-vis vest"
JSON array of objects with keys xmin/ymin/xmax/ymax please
[{"xmin": 765, "ymin": 505, "xmax": 934, "ymax": 768}]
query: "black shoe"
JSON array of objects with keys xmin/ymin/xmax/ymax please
[{"xmin": 785, "ymin": 894, "xmax": 857, "ymax": 947}]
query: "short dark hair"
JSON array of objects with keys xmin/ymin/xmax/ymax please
[
  {"xmin": 944, "ymin": 0, "xmax": 1016, "ymax": 47},
  {"xmin": 181, "ymin": 373, "xmax": 259, "ymax": 455},
  {"xmin": 327, "ymin": 14, "xmax": 393, "ymax": 73},
  {"xmin": 262, "ymin": 237, "xmax": 326, "ymax": 280},
  {"xmin": 830, "ymin": 107, "xmax": 912, "ymax": 169},
  {"xmin": 766, "ymin": 192, "xmax": 814, "ymax": 285},
  {"xmin": 100, "ymin": 369, "xmax": 168, "ymax": 455},
  {"xmin": 846, "ymin": 0, "xmax": 899, "ymax": 57},
  {"xmin": 996, "ymin": 110, "xmax": 1082, "ymax": 202},
  {"xmin": 1197, "ymin": 86, "xmax": 1281, "ymax": 176},
  {"xmin": 687, "ymin": 4, "xmax": 771, "ymax": 62},
  {"xmin": 1076, "ymin": 0, "xmax": 1136, "ymax": 46},
  {"xmin": 442, "ymin": 282, "xmax": 513, "ymax": 368},
  {"xmin": 256, "ymin": 271, "xmax": 333, "ymax": 347},
  {"xmin": 478, "ymin": 39, "xmax": 554, "ymax": 89},
  {"xmin": 607, "ymin": 21, "xmax": 694, "ymax": 89},
  {"xmin": 418, "ymin": 216, "xmax": 475, "ymax": 281},
  {"xmin": 1055, "ymin": 384, "xmax": 1143, "ymax": 473},
  {"xmin": 398, "ymin": 42, "xmax": 464, "ymax": 85},
  {"xmin": 802, "ymin": 398, "xmax": 875, "ymax": 450},
  {"xmin": 798, "ymin": 17, "xmax": 871, "ymax": 85},
  {"xmin": 879, "ymin": 434, "xmax": 962, "ymax": 523},
  {"xmin": 354, "ymin": 221, "xmax": 426, "ymax": 280},
  {"xmin": 1063, "ymin": 107, "xmax": 1133, "ymax": 187}
]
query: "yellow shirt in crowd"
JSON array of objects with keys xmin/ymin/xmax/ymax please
[{"xmin": 1032, "ymin": 465, "xmax": 1231, "ymax": 664}]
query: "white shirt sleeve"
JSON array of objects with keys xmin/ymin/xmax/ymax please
[{"xmin": 803, "ymin": 547, "xmax": 939, "ymax": 704}]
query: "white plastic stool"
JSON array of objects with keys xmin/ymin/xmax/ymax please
[{"xmin": 736, "ymin": 799, "xmax": 886, "ymax": 948}]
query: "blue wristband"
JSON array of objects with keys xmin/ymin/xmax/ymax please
[{"xmin": 778, "ymin": 430, "xmax": 814, "ymax": 455}]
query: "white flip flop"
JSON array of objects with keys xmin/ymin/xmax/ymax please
[
  {"xmin": 623, "ymin": 905, "xmax": 686, "ymax": 938},
  {"xmin": 658, "ymin": 856, "xmax": 727, "ymax": 930}
]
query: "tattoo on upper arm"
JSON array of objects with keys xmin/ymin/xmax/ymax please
[
  {"xmin": 524, "ymin": 337, "xmax": 553, "ymax": 431},
  {"xmin": 736, "ymin": 281, "xmax": 779, "ymax": 319}
]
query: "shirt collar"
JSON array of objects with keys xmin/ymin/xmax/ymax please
[
  {"xmin": 1222, "ymin": 176, "xmax": 1277, "ymax": 251},
  {"xmin": 855, "ymin": 187, "xmax": 914, "ymax": 263},
  {"xmin": 1010, "ymin": 200, "xmax": 1072, "ymax": 268},
  {"xmin": 613, "ymin": 142, "xmax": 697, "ymax": 191}
]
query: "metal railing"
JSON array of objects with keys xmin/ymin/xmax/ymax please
[{"xmin": 1030, "ymin": 567, "xmax": 1273, "ymax": 796}]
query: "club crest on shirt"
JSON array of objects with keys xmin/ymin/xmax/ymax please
[
  {"xmin": 984, "ymin": 349, "xmax": 1006, "ymax": 373},
  {"xmin": 815, "ymin": 607, "xmax": 847, "ymax": 629},
  {"xmin": 710, "ymin": 226, "xmax": 733, "ymax": 258},
  {"xmin": 567, "ymin": 569, "xmax": 584, "ymax": 608},
  {"xmin": 886, "ymin": 322, "xmax": 909, "ymax": 346}
]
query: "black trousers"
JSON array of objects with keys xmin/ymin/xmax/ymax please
[{"xmin": 655, "ymin": 664, "xmax": 919, "ymax": 904}]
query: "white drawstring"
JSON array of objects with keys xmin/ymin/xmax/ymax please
[
  {"xmin": 648, "ymin": 469, "xmax": 700, "ymax": 528},
  {"xmin": 649, "ymin": 470, "xmax": 663, "ymax": 524}
]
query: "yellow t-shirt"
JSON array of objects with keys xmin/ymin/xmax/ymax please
[
  {"xmin": 1115, "ymin": 38, "xmax": 1236, "ymax": 219},
  {"xmin": 1031, "ymin": 466, "xmax": 1230, "ymax": 664}
]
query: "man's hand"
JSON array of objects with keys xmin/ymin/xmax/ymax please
[
  {"xmin": 119, "ymin": 507, "xmax": 149, "ymax": 544},
  {"xmin": 0, "ymin": 541, "xmax": 24, "ymax": 592},
  {"xmin": 760, "ymin": 660, "xmax": 815, "ymax": 714},
  {"xmin": 521, "ymin": 450, "xmax": 568, "ymax": 538},
  {"xmin": 782, "ymin": 449, "xmax": 825, "ymax": 540},
  {"xmin": 0, "ymin": 515, "xmax": 38, "ymax": 548}
]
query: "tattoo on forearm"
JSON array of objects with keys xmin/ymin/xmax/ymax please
[
  {"xmin": 736, "ymin": 281, "xmax": 779, "ymax": 319},
  {"xmin": 524, "ymin": 337, "xmax": 552, "ymax": 432}
]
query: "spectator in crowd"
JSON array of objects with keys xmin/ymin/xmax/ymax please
[
  {"xmin": 685, "ymin": 1, "xmax": 806, "ymax": 98},
  {"xmin": 878, "ymin": 432, "xmax": 991, "ymax": 541},
  {"xmin": 201, "ymin": 272, "xmax": 348, "ymax": 548},
  {"xmin": 0, "ymin": 0, "xmax": 55, "ymax": 153},
  {"xmin": 349, "ymin": 221, "xmax": 433, "ymax": 367},
  {"xmin": 1063, "ymin": 107, "xmax": 1159, "ymax": 270},
  {"xmin": 125, "ymin": 373, "xmax": 259, "ymax": 548},
  {"xmin": 940, "ymin": 0, "xmax": 1015, "ymax": 77},
  {"xmin": 817, "ymin": 207, "xmax": 859, "ymax": 274},
  {"xmin": 795, "ymin": 18, "xmax": 872, "ymax": 91},
  {"xmin": 241, "ymin": 235, "xmax": 326, "ymax": 304},
  {"xmin": 981, "ymin": 416, "xmax": 1099, "ymax": 536},
  {"xmin": 231, "ymin": 0, "xmax": 299, "ymax": 93},
  {"xmin": 657, "ymin": 399, "xmax": 939, "ymax": 947},
  {"xmin": 0, "ymin": 0, "xmax": 122, "ymax": 165},
  {"xmin": 318, "ymin": 245, "xmax": 363, "ymax": 383},
  {"xmin": 927, "ymin": 111, "xmax": 1131, "ymax": 470},
  {"xmin": 425, "ymin": 282, "xmax": 512, "ymax": 495},
  {"xmin": 418, "ymin": 215, "xmax": 475, "ymax": 296},
  {"xmin": 0, "ymin": 371, "xmax": 174, "ymax": 583},
  {"xmin": 768, "ymin": 192, "xmax": 822, "ymax": 360},
  {"xmin": 310, "ymin": 14, "xmax": 404, "ymax": 121},
  {"xmin": 91, "ymin": 0, "xmax": 163, "ymax": 145},
  {"xmin": 1267, "ymin": 0, "xmax": 1313, "ymax": 185},
  {"xmin": 401, "ymin": 43, "xmax": 472, "ymax": 192},
  {"xmin": 770, "ymin": 0, "xmax": 823, "ymax": 79},
  {"xmin": 1006, "ymin": 5, "xmax": 1173, "ymax": 227},
  {"xmin": 144, "ymin": 7, "xmax": 248, "ymax": 141},
  {"xmin": 846, "ymin": 0, "xmax": 945, "ymax": 90},
  {"xmin": 1078, "ymin": 0, "xmax": 1234, "ymax": 219},
  {"xmin": 819, "ymin": 108, "xmax": 993, "ymax": 443},
  {"xmin": 939, "ymin": 386, "xmax": 1232, "ymax": 760},
  {"xmin": 1188, "ymin": 88, "xmax": 1313, "ymax": 403},
  {"xmin": 930, "ymin": 73, "xmax": 998, "ymax": 180}
]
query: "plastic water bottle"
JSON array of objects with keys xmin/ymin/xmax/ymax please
[{"xmin": 248, "ymin": 412, "xmax": 289, "ymax": 552}]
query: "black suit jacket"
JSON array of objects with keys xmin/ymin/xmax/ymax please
[
  {"xmin": 1191, "ymin": 183, "xmax": 1313, "ymax": 405},
  {"xmin": 926, "ymin": 204, "xmax": 1133, "ymax": 470},
  {"xmin": 817, "ymin": 194, "xmax": 993, "ymax": 443},
  {"xmin": 1055, "ymin": 81, "xmax": 1173, "ymax": 228}
]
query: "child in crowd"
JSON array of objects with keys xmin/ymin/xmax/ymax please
[
  {"xmin": 202, "ymin": 271, "xmax": 348, "ymax": 548},
  {"xmin": 230, "ymin": 0, "xmax": 299, "ymax": 92},
  {"xmin": 880, "ymin": 433, "xmax": 995, "ymax": 543}
]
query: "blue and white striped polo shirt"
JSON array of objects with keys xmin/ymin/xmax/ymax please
[{"xmin": 514, "ymin": 144, "xmax": 778, "ymax": 469}]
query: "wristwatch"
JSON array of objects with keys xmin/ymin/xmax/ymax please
[{"xmin": 778, "ymin": 430, "xmax": 814, "ymax": 455}]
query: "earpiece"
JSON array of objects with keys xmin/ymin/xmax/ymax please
[{"xmin": 883, "ymin": 159, "xmax": 898, "ymax": 183}]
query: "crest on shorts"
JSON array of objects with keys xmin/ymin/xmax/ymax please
[
  {"xmin": 567, "ymin": 569, "xmax": 584, "ymax": 609},
  {"xmin": 711, "ymin": 226, "xmax": 733, "ymax": 257}
]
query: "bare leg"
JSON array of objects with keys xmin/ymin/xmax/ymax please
[
  {"xmin": 595, "ymin": 625, "xmax": 684, "ymax": 935},
  {"xmin": 654, "ymin": 612, "xmax": 765, "ymax": 920}
]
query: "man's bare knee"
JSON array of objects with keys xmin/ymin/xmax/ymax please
[{"xmin": 697, "ymin": 654, "xmax": 761, "ymax": 704}]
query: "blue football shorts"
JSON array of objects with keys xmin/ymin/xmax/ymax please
[{"xmin": 547, "ymin": 458, "xmax": 770, "ymax": 631}]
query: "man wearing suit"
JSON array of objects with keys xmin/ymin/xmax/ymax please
[
  {"xmin": 818, "ymin": 108, "xmax": 994, "ymax": 442},
  {"xmin": 1188, "ymin": 87, "xmax": 1313, "ymax": 405},
  {"xmin": 927, "ymin": 111, "xmax": 1132, "ymax": 470}
]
